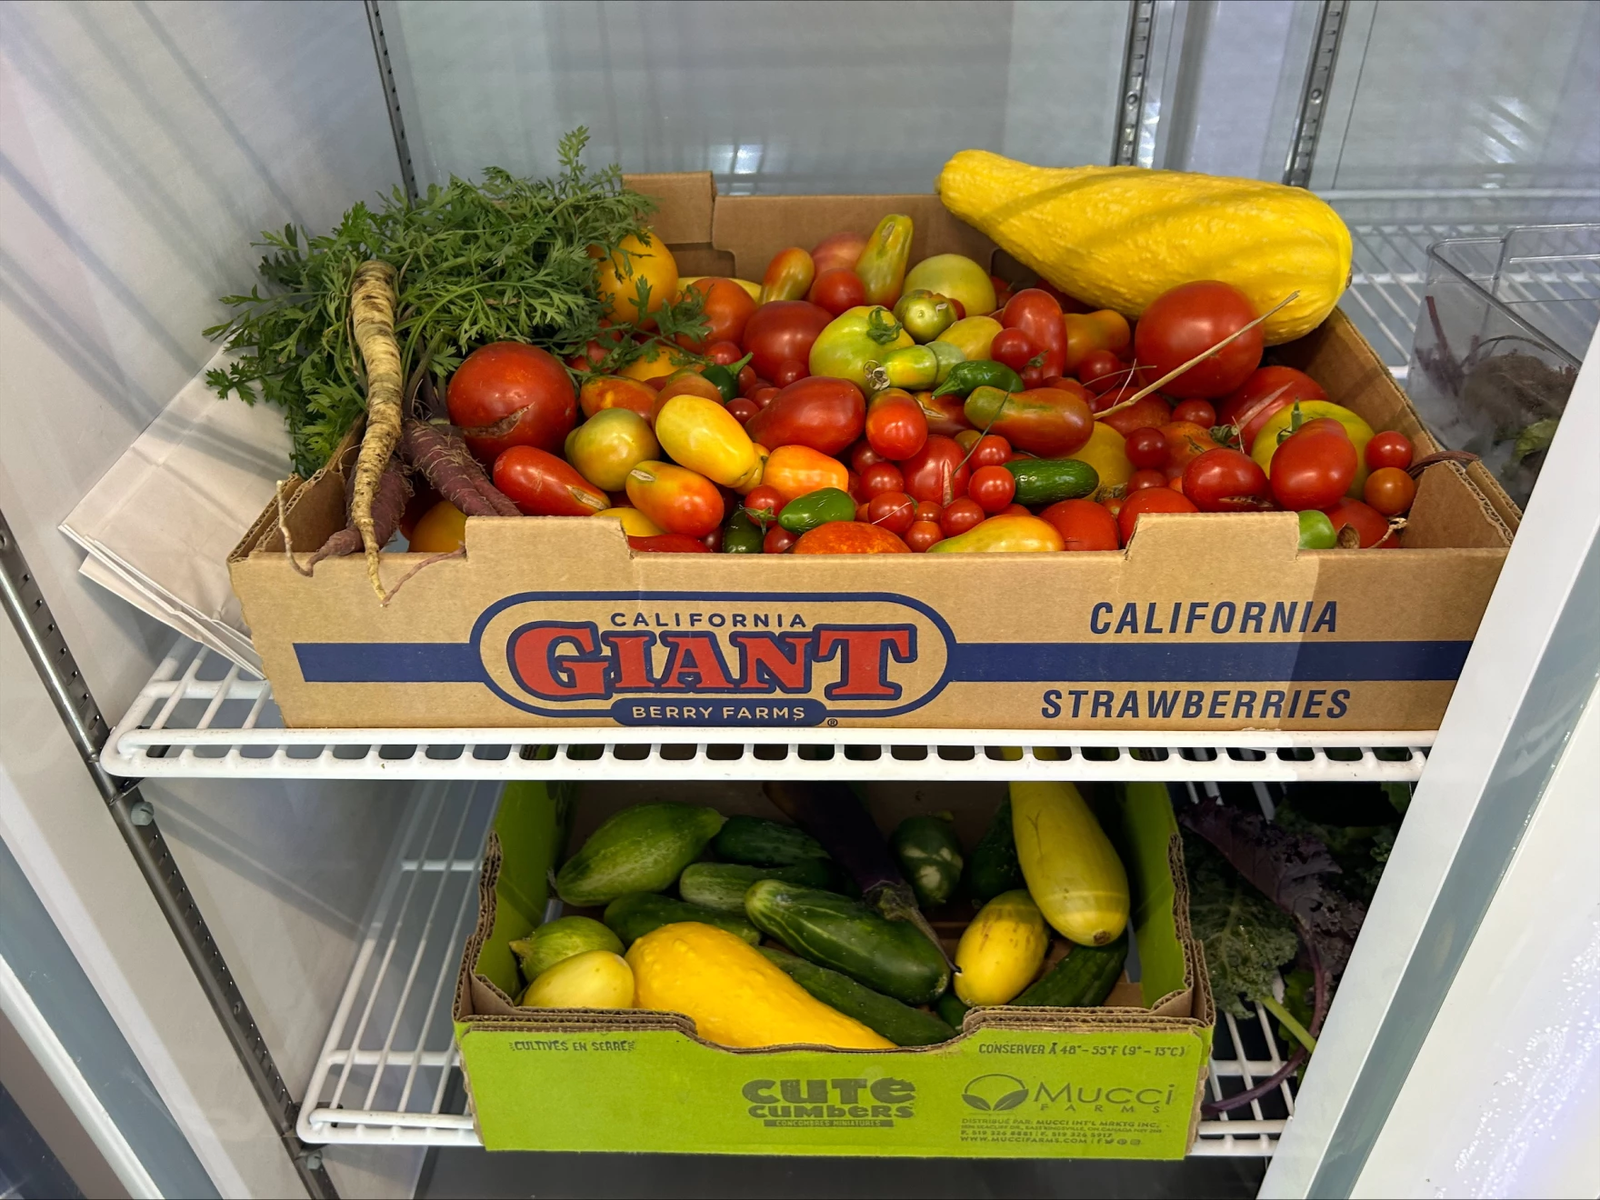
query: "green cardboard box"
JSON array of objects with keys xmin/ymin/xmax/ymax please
[{"xmin": 452, "ymin": 781, "xmax": 1215, "ymax": 1157}]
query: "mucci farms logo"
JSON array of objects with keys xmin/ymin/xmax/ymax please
[
  {"xmin": 742, "ymin": 1077, "xmax": 916, "ymax": 1128},
  {"xmin": 472, "ymin": 591, "xmax": 954, "ymax": 724},
  {"xmin": 962, "ymin": 1074, "xmax": 1030, "ymax": 1111},
  {"xmin": 962, "ymin": 1074, "xmax": 1182, "ymax": 1114}
]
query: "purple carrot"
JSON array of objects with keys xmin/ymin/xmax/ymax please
[{"xmin": 401, "ymin": 419, "xmax": 520, "ymax": 518}]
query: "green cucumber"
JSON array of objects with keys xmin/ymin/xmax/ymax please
[
  {"xmin": 744, "ymin": 880, "xmax": 949, "ymax": 1005},
  {"xmin": 555, "ymin": 802, "xmax": 725, "ymax": 907},
  {"xmin": 968, "ymin": 800, "xmax": 1025, "ymax": 902},
  {"xmin": 678, "ymin": 860, "xmax": 833, "ymax": 914},
  {"xmin": 1003, "ymin": 458, "xmax": 1099, "ymax": 506},
  {"xmin": 761, "ymin": 949, "xmax": 955, "ymax": 1047},
  {"xmin": 935, "ymin": 990, "xmax": 971, "ymax": 1030},
  {"xmin": 508, "ymin": 916, "xmax": 622, "ymax": 982},
  {"xmin": 602, "ymin": 892, "xmax": 760, "ymax": 948},
  {"xmin": 890, "ymin": 814, "xmax": 963, "ymax": 908},
  {"xmin": 712, "ymin": 815, "xmax": 829, "ymax": 868},
  {"xmin": 1013, "ymin": 933, "xmax": 1128, "ymax": 1007}
]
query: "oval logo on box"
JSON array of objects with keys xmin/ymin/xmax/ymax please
[{"xmin": 471, "ymin": 591, "xmax": 955, "ymax": 723}]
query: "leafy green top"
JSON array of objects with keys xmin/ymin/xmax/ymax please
[{"xmin": 1182, "ymin": 830, "xmax": 1299, "ymax": 1019}]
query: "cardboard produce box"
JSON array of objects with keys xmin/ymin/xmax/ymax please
[
  {"xmin": 231, "ymin": 176, "xmax": 1512, "ymax": 732},
  {"xmin": 453, "ymin": 780, "xmax": 1215, "ymax": 1158}
]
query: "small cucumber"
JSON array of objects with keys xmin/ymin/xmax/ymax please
[
  {"xmin": 678, "ymin": 860, "xmax": 834, "ymax": 913},
  {"xmin": 761, "ymin": 949, "xmax": 956, "ymax": 1047},
  {"xmin": 890, "ymin": 814, "xmax": 963, "ymax": 908},
  {"xmin": 1012, "ymin": 933, "xmax": 1129, "ymax": 1007},
  {"xmin": 936, "ymin": 990, "xmax": 971, "ymax": 1030},
  {"xmin": 1003, "ymin": 458, "xmax": 1099, "ymax": 506},
  {"xmin": 968, "ymin": 799, "xmax": 1025, "ymax": 902},
  {"xmin": 508, "ymin": 916, "xmax": 622, "ymax": 982},
  {"xmin": 603, "ymin": 892, "xmax": 760, "ymax": 948},
  {"xmin": 712, "ymin": 815, "xmax": 830, "ymax": 868},
  {"xmin": 556, "ymin": 802, "xmax": 725, "ymax": 907}
]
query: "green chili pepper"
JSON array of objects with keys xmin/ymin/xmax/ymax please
[
  {"xmin": 777, "ymin": 487, "xmax": 857, "ymax": 534},
  {"xmin": 931, "ymin": 359, "xmax": 1024, "ymax": 399},
  {"xmin": 700, "ymin": 353, "xmax": 753, "ymax": 403},
  {"xmin": 722, "ymin": 509, "xmax": 766, "ymax": 553}
]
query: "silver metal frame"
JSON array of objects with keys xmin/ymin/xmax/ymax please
[
  {"xmin": 1283, "ymin": 0, "xmax": 1348, "ymax": 187},
  {"xmin": 364, "ymin": 0, "xmax": 418, "ymax": 205}
]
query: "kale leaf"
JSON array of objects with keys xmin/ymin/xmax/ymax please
[{"xmin": 1182, "ymin": 830, "xmax": 1299, "ymax": 1019}]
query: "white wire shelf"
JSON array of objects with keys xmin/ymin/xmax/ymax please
[
  {"xmin": 103, "ymin": 641, "xmax": 1433, "ymax": 783},
  {"xmin": 298, "ymin": 787, "xmax": 1292, "ymax": 1156}
]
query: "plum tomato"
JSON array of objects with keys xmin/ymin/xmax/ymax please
[
  {"xmin": 970, "ymin": 434, "xmax": 1013, "ymax": 469},
  {"xmin": 705, "ymin": 340, "xmax": 745, "ymax": 366},
  {"xmin": 1269, "ymin": 427, "xmax": 1357, "ymax": 511},
  {"xmin": 772, "ymin": 359, "xmax": 809, "ymax": 388},
  {"xmin": 860, "ymin": 461, "xmax": 906, "ymax": 497},
  {"xmin": 1366, "ymin": 430, "xmax": 1415, "ymax": 471},
  {"xmin": 1039, "ymin": 498, "xmax": 1121, "ymax": 551},
  {"xmin": 1182, "ymin": 447, "xmax": 1271, "ymax": 512},
  {"xmin": 901, "ymin": 435, "xmax": 971, "ymax": 505},
  {"xmin": 866, "ymin": 490, "xmax": 917, "ymax": 535},
  {"xmin": 1171, "ymin": 399, "xmax": 1218, "ymax": 428},
  {"xmin": 1324, "ymin": 497, "xmax": 1397, "ymax": 548},
  {"xmin": 939, "ymin": 497, "xmax": 986, "ymax": 537},
  {"xmin": 742, "ymin": 301, "xmax": 833, "ymax": 381},
  {"xmin": 990, "ymin": 328, "xmax": 1036, "ymax": 373},
  {"xmin": 745, "ymin": 376, "xmax": 866, "ymax": 456},
  {"xmin": 1133, "ymin": 281, "xmax": 1262, "ymax": 399},
  {"xmin": 726, "ymin": 396, "xmax": 759, "ymax": 424},
  {"xmin": 448, "ymin": 342, "xmax": 577, "ymax": 461},
  {"xmin": 763, "ymin": 526, "xmax": 798, "ymax": 553},
  {"xmin": 808, "ymin": 268, "xmax": 868, "ymax": 317},
  {"xmin": 1124, "ymin": 426, "xmax": 1169, "ymax": 470},
  {"xmin": 1127, "ymin": 468, "xmax": 1168, "ymax": 492},
  {"xmin": 1363, "ymin": 466, "xmax": 1416, "ymax": 516},
  {"xmin": 1117, "ymin": 487, "xmax": 1199, "ymax": 544},
  {"xmin": 677, "ymin": 278, "xmax": 757, "ymax": 354},
  {"xmin": 968, "ymin": 465, "xmax": 1017, "ymax": 514},
  {"xmin": 914, "ymin": 500, "xmax": 944, "ymax": 524},
  {"xmin": 904, "ymin": 520, "xmax": 945, "ymax": 552}
]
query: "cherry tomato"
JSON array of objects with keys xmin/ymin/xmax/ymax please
[
  {"xmin": 990, "ymin": 328, "xmax": 1036, "ymax": 373},
  {"xmin": 1039, "ymin": 498, "xmax": 1121, "ymax": 551},
  {"xmin": 1160, "ymin": 421, "xmax": 1221, "ymax": 471},
  {"xmin": 970, "ymin": 434, "xmax": 1013, "ymax": 469},
  {"xmin": 1127, "ymin": 469, "xmax": 1168, "ymax": 492},
  {"xmin": 1076, "ymin": 348, "xmax": 1124, "ymax": 392},
  {"xmin": 902, "ymin": 435, "xmax": 972, "ymax": 505},
  {"xmin": 1020, "ymin": 363, "xmax": 1046, "ymax": 388},
  {"xmin": 702, "ymin": 527, "xmax": 723, "ymax": 552},
  {"xmin": 914, "ymin": 500, "xmax": 944, "ymax": 524},
  {"xmin": 1324, "ymin": 497, "xmax": 1397, "ymax": 548},
  {"xmin": 1269, "ymin": 428, "xmax": 1357, "ymax": 511},
  {"xmin": 855, "ymin": 501, "xmax": 871, "ymax": 521},
  {"xmin": 1133, "ymin": 281, "xmax": 1262, "ymax": 399},
  {"xmin": 808, "ymin": 268, "xmax": 868, "ymax": 316},
  {"xmin": 677, "ymin": 278, "xmax": 757, "ymax": 354},
  {"xmin": 742, "ymin": 485, "xmax": 786, "ymax": 523},
  {"xmin": 954, "ymin": 429, "xmax": 982, "ymax": 454},
  {"xmin": 904, "ymin": 520, "xmax": 945, "ymax": 552},
  {"xmin": 1366, "ymin": 431, "xmax": 1415, "ymax": 471},
  {"xmin": 1219, "ymin": 366, "xmax": 1327, "ymax": 445},
  {"xmin": 745, "ymin": 376, "xmax": 866, "ymax": 456},
  {"xmin": 741, "ymin": 301, "xmax": 832, "ymax": 381},
  {"xmin": 449, "ymin": 342, "xmax": 577, "ymax": 461},
  {"xmin": 939, "ymin": 498, "xmax": 986, "ymax": 537},
  {"xmin": 750, "ymin": 386, "xmax": 780, "ymax": 408},
  {"xmin": 1172, "ymin": 399, "xmax": 1218, "ymax": 428},
  {"xmin": 737, "ymin": 365, "xmax": 761, "ymax": 396},
  {"xmin": 866, "ymin": 491, "xmax": 917, "ymax": 534},
  {"xmin": 1125, "ymin": 426, "xmax": 1169, "ymax": 470},
  {"xmin": 1000, "ymin": 503, "xmax": 1030, "ymax": 516},
  {"xmin": 968, "ymin": 465, "xmax": 1017, "ymax": 514},
  {"xmin": 1117, "ymin": 487, "xmax": 1199, "ymax": 544},
  {"xmin": 849, "ymin": 441, "xmax": 883, "ymax": 474},
  {"xmin": 772, "ymin": 359, "xmax": 809, "ymax": 388},
  {"xmin": 864, "ymin": 388, "xmax": 930, "ymax": 462},
  {"xmin": 845, "ymin": 469, "xmax": 865, "ymax": 503},
  {"xmin": 726, "ymin": 397, "xmax": 759, "ymax": 424},
  {"xmin": 1363, "ymin": 466, "xmax": 1416, "ymax": 516},
  {"xmin": 1001, "ymin": 289, "xmax": 1067, "ymax": 377},
  {"xmin": 860, "ymin": 461, "xmax": 905, "ymax": 497},
  {"xmin": 1183, "ymin": 447, "xmax": 1271, "ymax": 512},
  {"xmin": 1102, "ymin": 495, "xmax": 1126, "ymax": 521},
  {"xmin": 705, "ymin": 340, "xmax": 745, "ymax": 366},
  {"xmin": 763, "ymin": 526, "xmax": 798, "ymax": 553},
  {"xmin": 1097, "ymin": 391, "xmax": 1173, "ymax": 437}
]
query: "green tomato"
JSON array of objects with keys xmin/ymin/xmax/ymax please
[
  {"xmin": 1297, "ymin": 509, "xmax": 1337, "ymax": 549},
  {"xmin": 808, "ymin": 305, "xmax": 913, "ymax": 392},
  {"xmin": 893, "ymin": 289, "xmax": 958, "ymax": 343}
]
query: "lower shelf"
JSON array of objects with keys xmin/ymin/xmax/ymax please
[{"xmin": 297, "ymin": 789, "xmax": 1295, "ymax": 1157}]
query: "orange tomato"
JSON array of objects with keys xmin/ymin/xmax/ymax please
[
  {"xmin": 760, "ymin": 445, "xmax": 850, "ymax": 503},
  {"xmin": 791, "ymin": 522, "xmax": 910, "ymax": 554},
  {"xmin": 676, "ymin": 277, "xmax": 757, "ymax": 353},
  {"xmin": 408, "ymin": 501, "xmax": 467, "ymax": 553},
  {"xmin": 579, "ymin": 375, "xmax": 658, "ymax": 420},
  {"xmin": 592, "ymin": 233, "xmax": 678, "ymax": 326},
  {"xmin": 624, "ymin": 461, "xmax": 724, "ymax": 538},
  {"xmin": 619, "ymin": 342, "xmax": 696, "ymax": 382}
]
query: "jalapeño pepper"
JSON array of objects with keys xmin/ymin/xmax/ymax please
[
  {"xmin": 777, "ymin": 487, "xmax": 857, "ymax": 534},
  {"xmin": 722, "ymin": 509, "xmax": 766, "ymax": 553},
  {"xmin": 699, "ymin": 352, "xmax": 754, "ymax": 403},
  {"xmin": 931, "ymin": 359, "xmax": 1024, "ymax": 399}
]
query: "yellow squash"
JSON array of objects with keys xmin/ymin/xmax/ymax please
[
  {"xmin": 954, "ymin": 890, "xmax": 1049, "ymax": 1005},
  {"xmin": 519, "ymin": 949, "xmax": 635, "ymax": 1009},
  {"xmin": 936, "ymin": 151, "xmax": 1351, "ymax": 344},
  {"xmin": 627, "ymin": 922, "xmax": 892, "ymax": 1049},
  {"xmin": 1010, "ymin": 781, "xmax": 1130, "ymax": 946}
]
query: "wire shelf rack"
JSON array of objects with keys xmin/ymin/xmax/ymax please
[{"xmin": 104, "ymin": 640, "xmax": 1434, "ymax": 784}]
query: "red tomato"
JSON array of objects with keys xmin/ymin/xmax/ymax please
[
  {"xmin": 743, "ymin": 485, "xmax": 786, "ymax": 522},
  {"xmin": 969, "ymin": 434, "xmax": 1013, "ymax": 469},
  {"xmin": 849, "ymin": 441, "xmax": 883, "ymax": 474},
  {"xmin": 915, "ymin": 391, "xmax": 974, "ymax": 438},
  {"xmin": 1125, "ymin": 426, "xmax": 1169, "ymax": 470},
  {"xmin": 902, "ymin": 435, "xmax": 972, "ymax": 505},
  {"xmin": 1039, "ymin": 498, "xmax": 1121, "ymax": 551},
  {"xmin": 1097, "ymin": 392, "xmax": 1173, "ymax": 437},
  {"xmin": 866, "ymin": 491, "xmax": 916, "ymax": 535},
  {"xmin": 742, "ymin": 301, "xmax": 833, "ymax": 381},
  {"xmin": 1102, "ymin": 495, "xmax": 1126, "ymax": 521},
  {"xmin": 1076, "ymin": 348, "xmax": 1124, "ymax": 392},
  {"xmin": 855, "ymin": 501, "xmax": 871, "ymax": 521},
  {"xmin": 860, "ymin": 461, "xmax": 905, "ymax": 496},
  {"xmin": 914, "ymin": 500, "xmax": 944, "ymax": 524},
  {"xmin": 448, "ymin": 342, "xmax": 577, "ymax": 460},
  {"xmin": 745, "ymin": 377, "xmax": 866, "ymax": 456},
  {"xmin": 865, "ymin": 389, "xmax": 930, "ymax": 462},
  {"xmin": 1127, "ymin": 469, "xmax": 1167, "ymax": 492},
  {"xmin": 904, "ymin": 520, "xmax": 945, "ymax": 552},
  {"xmin": 1270, "ymin": 428, "xmax": 1358, "ymax": 510},
  {"xmin": 808, "ymin": 268, "xmax": 868, "ymax": 316},
  {"xmin": 1172, "ymin": 399, "xmax": 1218, "ymax": 428},
  {"xmin": 939, "ymin": 498, "xmax": 986, "ymax": 537},
  {"xmin": 493, "ymin": 446, "xmax": 607, "ymax": 515},
  {"xmin": 1000, "ymin": 503, "xmax": 1031, "ymax": 516},
  {"xmin": 1002, "ymin": 289, "xmax": 1067, "ymax": 376},
  {"xmin": 1364, "ymin": 466, "xmax": 1416, "ymax": 516},
  {"xmin": 990, "ymin": 328, "xmax": 1036, "ymax": 373},
  {"xmin": 704, "ymin": 340, "xmax": 744, "ymax": 366},
  {"xmin": 812, "ymin": 231, "xmax": 868, "ymax": 276},
  {"xmin": 772, "ymin": 359, "xmax": 809, "ymax": 388},
  {"xmin": 1183, "ymin": 448, "xmax": 1271, "ymax": 512},
  {"xmin": 1219, "ymin": 366, "xmax": 1327, "ymax": 444},
  {"xmin": 845, "ymin": 469, "xmax": 865, "ymax": 503},
  {"xmin": 968, "ymin": 465, "xmax": 1017, "ymax": 514},
  {"xmin": 749, "ymin": 386, "xmax": 780, "ymax": 409},
  {"xmin": 726, "ymin": 397, "xmax": 759, "ymax": 424},
  {"xmin": 701, "ymin": 527, "xmax": 723, "ymax": 551},
  {"xmin": 677, "ymin": 278, "xmax": 757, "ymax": 354},
  {"xmin": 736, "ymin": 365, "xmax": 761, "ymax": 396},
  {"xmin": 1324, "ymin": 498, "xmax": 1397, "ymax": 548},
  {"xmin": 628, "ymin": 534, "xmax": 711, "ymax": 553},
  {"xmin": 763, "ymin": 526, "xmax": 798, "ymax": 553},
  {"xmin": 1133, "ymin": 281, "xmax": 1263, "ymax": 399},
  {"xmin": 1161, "ymin": 421, "xmax": 1220, "ymax": 470},
  {"xmin": 1366, "ymin": 431, "xmax": 1415, "ymax": 471},
  {"xmin": 1117, "ymin": 487, "xmax": 1199, "ymax": 544}
]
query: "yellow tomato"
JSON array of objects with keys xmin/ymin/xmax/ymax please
[
  {"xmin": 1071, "ymin": 422, "xmax": 1134, "ymax": 499},
  {"xmin": 618, "ymin": 341, "xmax": 696, "ymax": 382},
  {"xmin": 408, "ymin": 501, "xmax": 467, "ymax": 553},
  {"xmin": 593, "ymin": 506, "xmax": 663, "ymax": 536},
  {"xmin": 566, "ymin": 408, "xmax": 660, "ymax": 491},
  {"xmin": 904, "ymin": 254, "xmax": 997, "ymax": 318},
  {"xmin": 653, "ymin": 394, "xmax": 758, "ymax": 487},
  {"xmin": 593, "ymin": 233, "xmax": 678, "ymax": 326},
  {"xmin": 937, "ymin": 315, "xmax": 1004, "ymax": 363},
  {"xmin": 1251, "ymin": 401, "xmax": 1376, "ymax": 496}
]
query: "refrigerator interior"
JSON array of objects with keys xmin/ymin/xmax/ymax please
[{"xmin": 1, "ymin": 2, "xmax": 1595, "ymax": 1198}]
